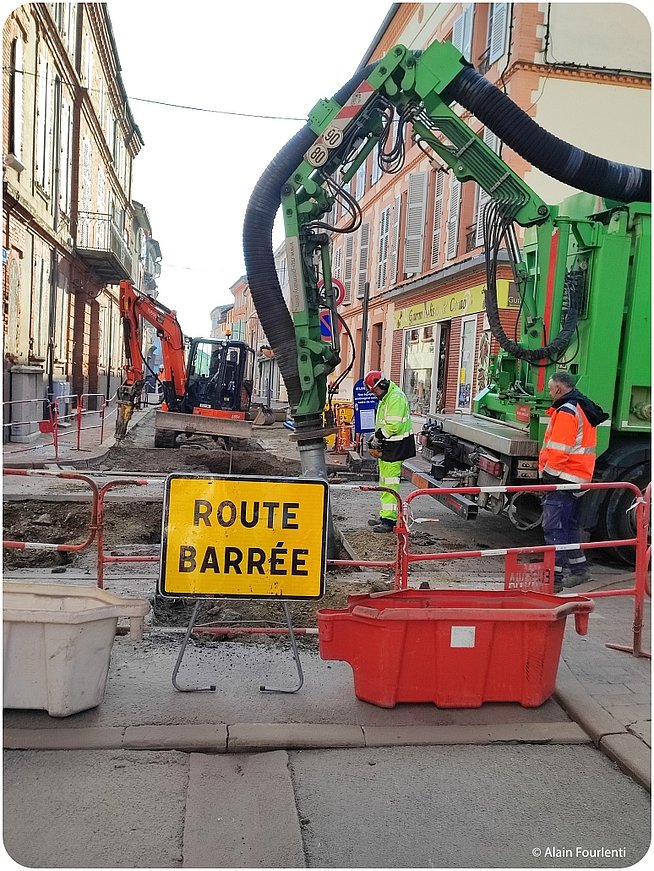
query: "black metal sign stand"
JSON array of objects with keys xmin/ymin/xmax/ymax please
[{"xmin": 171, "ymin": 600, "xmax": 304, "ymax": 694}]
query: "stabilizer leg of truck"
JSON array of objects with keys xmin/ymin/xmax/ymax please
[{"xmin": 401, "ymin": 458, "xmax": 479, "ymax": 520}]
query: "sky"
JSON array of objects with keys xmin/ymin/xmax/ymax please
[{"xmin": 106, "ymin": 0, "xmax": 392, "ymax": 336}]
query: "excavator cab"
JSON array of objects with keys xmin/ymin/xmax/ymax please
[{"xmin": 184, "ymin": 338, "xmax": 254, "ymax": 420}]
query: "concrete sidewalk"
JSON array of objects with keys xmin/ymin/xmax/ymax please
[{"xmin": 3, "ymin": 403, "xmax": 149, "ymax": 470}]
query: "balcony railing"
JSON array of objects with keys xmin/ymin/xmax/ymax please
[{"xmin": 76, "ymin": 212, "xmax": 134, "ymax": 283}]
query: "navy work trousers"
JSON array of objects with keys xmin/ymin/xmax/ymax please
[{"xmin": 541, "ymin": 489, "xmax": 589, "ymax": 578}]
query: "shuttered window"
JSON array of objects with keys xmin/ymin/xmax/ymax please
[
  {"xmin": 452, "ymin": 5, "xmax": 473, "ymax": 61},
  {"xmin": 343, "ymin": 234, "xmax": 354, "ymax": 303},
  {"xmin": 446, "ymin": 174, "xmax": 461, "ymax": 261},
  {"xmin": 403, "ymin": 172, "xmax": 427, "ymax": 275},
  {"xmin": 371, "ymin": 144, "xmax": 383, "ymax": 185},
  {"xmin": 377, "ymin": 206, "xmax": 391, "ymax": 289},
  {"xmin": 430, "ymin": 171, "xmax": 445, "ymax": 268},
  {"xmin": 488, "ymin": 3, "xmax": 509, "ymax": 65},
  {"xmin": 36, "ymin": 54, "xmax": 53, "ymax": 191},
  {"xmin": 9, "ymin": 39, "xmax": 23, "ymax": 162},
  {"xmin": 355, "ymin": 162, "xmax": 367, "ymax": 199},
  {"xmin": 474, "ymin": 128, "xmax": 500, "ymax": 247},
  {"xmin": 389, "ymin": 195, "xmax": 401, "ymax": 285},
  {"xmin": 333, "ymin": 246, "xmax": 342, "ymax": 281},
  {"xmin": 59, "ymin": 99, "xmax": 73, "ymax": 214},
  {"xmin": 357, "ymin": 222, "xmax": 370, "ymax": 299}
]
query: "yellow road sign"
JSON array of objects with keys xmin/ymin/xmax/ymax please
[{"xmin": 159, "ymin": 475, "xmax": 329, "ymax": 599}]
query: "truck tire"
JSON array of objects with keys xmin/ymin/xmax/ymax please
[
  {"xmin": 595, "ymin": 463, "xmax": 649, "ymax": 565},
  {"xmin": 154, "ymin": 429, "xmax": 178, "ymax": 448}
]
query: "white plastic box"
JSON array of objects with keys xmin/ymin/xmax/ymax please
[{"xmin": 3, "ymin": 582, "xmax": 150, "ymax": 717}]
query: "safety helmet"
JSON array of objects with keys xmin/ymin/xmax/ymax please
[{"xmin": 364, "ymin": 370, "xmax": 387, "ymax": 392}]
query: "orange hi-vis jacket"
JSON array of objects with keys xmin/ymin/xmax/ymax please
[{"xmin": 539, "ymin": 400, "xmax": 598, "ymax": 484}]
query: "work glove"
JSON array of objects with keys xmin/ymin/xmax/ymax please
[
  {"xmin": 540, "ymin": 471, "xmax": 559, "ymax": 484},
  {"xmin": 367, "ymin": 435, "xmax": 383, "ymax": 458}
]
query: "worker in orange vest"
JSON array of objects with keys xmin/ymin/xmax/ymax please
[{"xmin": 539, "ymin": 371, "xmax": 609, "ymax": 592}]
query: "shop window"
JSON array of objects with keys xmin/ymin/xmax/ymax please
[
  {"xmin": 402, "ymin": 327, "xmax": 436, "ymax": 416},
  {"xmin": 456, "ymin": 315, "xmax": 477, "ymax": 411}
]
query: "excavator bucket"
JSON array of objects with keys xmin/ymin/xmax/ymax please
[
  {"xmin": 115, "ymin": 400, "xmax": 134, "ymax": 440},
  {"xmin": 253, "ymin": 406, "xmax": 275, "ymax": 426}
]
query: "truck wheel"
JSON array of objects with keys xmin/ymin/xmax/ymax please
[
  {"xmin": 154, "ymin": 430, "xmax": 178, "ymax": 448},
  {"xmin": 597, "ymin": 463, "xmax": 649, "ymax": 565}
]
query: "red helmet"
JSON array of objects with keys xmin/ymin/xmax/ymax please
[{"xmin": 364, "ymin": 370, "xmax": 385, "ymax": 391}]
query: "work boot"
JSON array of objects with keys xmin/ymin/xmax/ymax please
[
  {"xmin": 563, "ymin": 571, "xmax": 593, "ymax": 589},
  {"xmin": 372, "ymin": 520, "xmax": 395, "ymax": 534},
  {"xmin": 368, "ymin": 518, "xmax": 382, "ymax": 527},
  {"xmin": 553, "ymin": 579, "xmax": 564, "ymax": 594}
]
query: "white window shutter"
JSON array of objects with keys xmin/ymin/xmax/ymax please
[
  {"xmin": 430, "ymin": 172, "xmax": 445, "ymax": 268},
  {"xmin": 59, "ymin": 101, "xmax": 70, "ymax": 213},
  {"xmin": 11, "ymin": 39, "xmax": 23, "ymax": 161},
  {"xmin": 371, "ymin": 144, "xmax": 382, "ymax": 185},
  {"xmin": 36, "ymin": 55, "xmax": 47, "ymax": 185},
  {"xmin": 343, "ymin": 235, "xmax": 354, "ymax": 303},
  {"xmin": 446, "ymin": 175, "xmax": 461, "ymax": 261},
  {"xmin": 376, "ymin": 207, "xmax": 391, "ymax": 289},
  {"xmin": 355, "ymin": 162, "xmax": 367, "ymax": 199},
  {"xmin": 357, "ymin": 222, "xmax": 370, "ymax": 298},
  {"xmin": 452, "ymin": 6, "xmax": 473, "ymax": 61},
  {"xmin": 489, "ymin": 3, "xmax": 508, "ymax": 64},
  {"xmin": 389, "ymin": 196, "xmax": 401, "ymax": 285},
  {"xmin": 333, "ymin": 246, "xmax": 342, "ymax": 280},
  {"xmin": 403, "ymin": 172, "xmax": 427, "ymax": 275}
]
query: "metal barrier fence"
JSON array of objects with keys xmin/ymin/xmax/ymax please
[
  {"xmin": 3, "ymin": 471, "xmax": 650, "ymax": 656},
  {"xmin": 3, "ymin": 391, "xmax": 123, "ymax": 461},
  {"xmin": 3, "ymin": 468, "xmax": 148, "ymax": 589}
]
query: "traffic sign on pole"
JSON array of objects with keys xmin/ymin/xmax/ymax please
[
  {"xmin": 320, "ymin": 311, "xmax": 332, "ymax": 341},
  {"xmin": 317, "ymin": 278, "xmax": 346, "ymax": 307}
]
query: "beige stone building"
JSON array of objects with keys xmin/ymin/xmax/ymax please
[{"xmin": 2, "ymin": 3, "xmax": 158, "ymax": 441}]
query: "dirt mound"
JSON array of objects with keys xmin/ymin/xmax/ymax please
[
  {"xmin": 96, "ymin": 444, "xmax": 301, "ymax": 477},
  {"xmin": 151, "ymin": 572, "xmax": 390, "ymax": 634},
  {"xmin": 3, "ymin": 500, "xmax": 163, "ymax": 568}
]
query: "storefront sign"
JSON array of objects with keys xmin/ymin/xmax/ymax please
[
  {"xmin": 394, "ymin": 280, "xmax": 514, "ymax": 330},
  {"xmin": 160, "ymin": 475, "xmax": 328, "ymax": 599}
]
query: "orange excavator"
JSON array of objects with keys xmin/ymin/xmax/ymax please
[{"xmin": 115, "ymin": 280, "xmax": 255, "ymax": 447}]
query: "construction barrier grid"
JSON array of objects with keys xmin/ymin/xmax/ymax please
[{"xmin": 3, "ymin": 471, "xmax": 649, "ymax": 655}]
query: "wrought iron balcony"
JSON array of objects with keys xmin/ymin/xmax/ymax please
[{"xmin": 75, "ymin": 212, "xmax": 134, "ymax": 283}]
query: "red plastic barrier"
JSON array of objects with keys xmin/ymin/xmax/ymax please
[{"xmin": 318, "ymin": 588, "xmax": 593, "ymax": 709}]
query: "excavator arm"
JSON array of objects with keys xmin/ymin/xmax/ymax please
[{"xmin": 115, "ymin": 280, "xmax": 188, "ymax": 439}]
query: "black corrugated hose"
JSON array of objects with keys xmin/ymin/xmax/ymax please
[
  {"xmin": 447, "ymin": 66, "xmax": 650, "ymax": 204},
  {"xmin": 242, "ymin": 65, "xmax": 376, "ymax": 411}
]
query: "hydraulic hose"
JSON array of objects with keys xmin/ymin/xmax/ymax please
[
  {"xmin": 446, "ymin": 66, "xmax": 650, "ymax": 204},
  {"xmin": 243, "ymin": 65, "xmax": 375, "ymax": 410}
]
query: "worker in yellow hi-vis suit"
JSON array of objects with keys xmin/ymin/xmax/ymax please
[{"xmin": 364, "ymin": 370, "xmax": 416, "ymax": 533}]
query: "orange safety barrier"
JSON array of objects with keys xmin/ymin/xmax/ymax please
[
  {"xmin": 3, "ymin": 468, "xmax": 148, "ymax": 589},
  {"xmin": 385, "ymin": 480, "xmax": 649, "ymax": 659}
]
